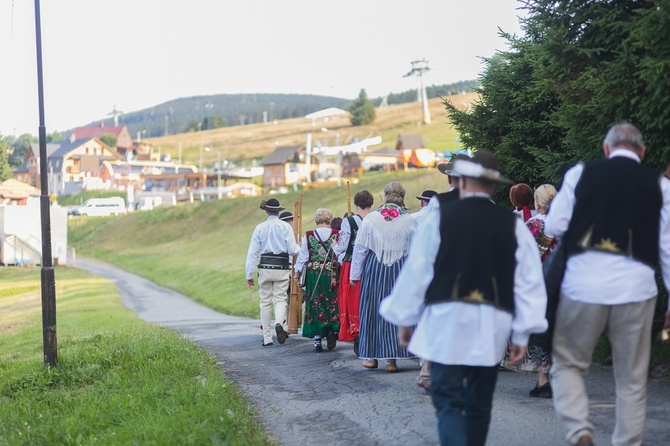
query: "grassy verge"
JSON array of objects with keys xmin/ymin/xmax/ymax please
[
  {"xmin": 69, "ymin": 168, "xmax": 443, "ymax": 318},
  {"xmin": 0, "ymin": 267, "xmax": 273, "ymax": 446}
]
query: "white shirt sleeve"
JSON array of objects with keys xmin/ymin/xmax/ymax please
[
  {"xmin": 245, "ymin": 225, "xmax": 262, "ymax": 280},
  {"xmin": 659, "ymin": 177, "xmax": 670, "ymax": 296},
  {"xmin": 510, "ymin": 218, "xmax": 549, "ymax": 346},
  {"xmin": 294, "ymin": 235, "xmax": 309, "ymax": 273},
  {"xmin": 281, "ymin": 221, "xmax": 301, "ymax": 256},
  {"xmin": 545, "ymin": 163, "xmax": 583, "ymax": 238},
  {"xmin": 333, "ymin": 217, "xmax": 350, "ymax": 263},
  {"xmin": 379, "ymin": 202, "xmax": 441, "ymax": 326},
  {"xmin": 350, "ymin": 218, "xmax": 371, "ymax": 281}
]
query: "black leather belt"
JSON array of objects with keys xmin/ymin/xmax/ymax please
[{"xmin": 259, "ymin": 253, "xmax": 290, "ymax": 270}]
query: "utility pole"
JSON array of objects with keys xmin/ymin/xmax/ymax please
[
  {"xmin": 404, "ymin": 59, "xmax": 431, "ymax": 125},
  {"xmin": 205, "ymin": 103, "xmax": 213, "ymax": 130},
  {"xmin": 34, "ymin": 0, "xmax": 57, "ymax": 367}
]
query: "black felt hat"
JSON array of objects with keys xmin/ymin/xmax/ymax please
[
  {"xmin": 437, "ymin": 154, "xmax": 471, "ymax": 177},
  {"xmin": 416, "ymin": 190, "xmax": 438, "ymax": 202},
  {"xmin": 260, "ymin": 198, "xmax": 284, "ymax": 211},
  {"xmin": 453, "ymin": 150, "xmax": 513, "ymax": 184},
  {"xmin": 279, "ymin": 211, "xmax": 293, "ymax": 221}
]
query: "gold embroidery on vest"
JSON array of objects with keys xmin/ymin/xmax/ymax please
[
  {"xmin": 594, "ymin": 238, "xmax": 620, "ymax": 253},
  {"xmin": 462, "ymin": 289, "xmax": 486, "ymax": 303}
]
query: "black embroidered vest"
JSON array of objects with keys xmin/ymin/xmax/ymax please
[
  {"xmin": 563, "ymin": 157, "xmax": 662, "ymax": 268},
  {"xmin": 424, "ymin": 197, "xmax": 517, "ymax": 313},
  {"xmin": 343, "ymin": 216, "xmax": 359, "ymax": 263}
]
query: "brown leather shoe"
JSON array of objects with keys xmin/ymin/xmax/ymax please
[
  {"xmin": 362, "ymin": 359, "xmax": 378, "ymax": 369},
  {"xmin": 575, "ymin": 434, "xmax": 594, "ymax": 446},
  {"xmin": 275, "ymin": 323, "xmax": 288, "ymax": 344},
  {"xmin": 385, "ymin": 362, "xmax": 399, "ymax": 373}
]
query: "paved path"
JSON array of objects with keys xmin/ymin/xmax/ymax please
[{"xmin": 77, "ymin": 258, "xmax": 670, "ymax": 445}]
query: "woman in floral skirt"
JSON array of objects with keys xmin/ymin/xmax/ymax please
[{"xmin": 294, "ymin": 208, "xmax": 340, "ymax": 352}]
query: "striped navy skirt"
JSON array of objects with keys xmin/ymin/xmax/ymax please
[{"xmin": 358, "ymin": 253, "xmax": 414, "ymax": 360}]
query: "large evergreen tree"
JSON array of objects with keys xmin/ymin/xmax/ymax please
[
  {"xmin": 446, "ymin": 0, "xmax": 670, "ymax": 189},
  {"xmin": 349, "ymin": 89, "xmax": 376, "ymax": 126},
  {"xmin": 445, "ymin": 0, "xmax": 670, "ymax": 324}
]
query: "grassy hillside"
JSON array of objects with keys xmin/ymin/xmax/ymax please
[
  {"xmin": 69, "ymin": 169, "xmax": 445, "ymax": 318},
  {"xmin": 144, "ymin": 93, "xmax": 478, "ymax": 167}
]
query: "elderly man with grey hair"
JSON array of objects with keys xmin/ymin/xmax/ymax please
[{"xmin": 546, "ymin": 123, "xmax": 670, "ymax": 446}]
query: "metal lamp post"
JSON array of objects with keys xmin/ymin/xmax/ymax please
[
  {"xmin": 321, "ymin": 127, "xmax": 343, "ymax": 186},
  {"xmin": 204, "ymin": 147, "xmax": 223, "ymax": 199},
  {"xmin": 34, "ymin": 0, "xmax": 57, "ymax": 366}
]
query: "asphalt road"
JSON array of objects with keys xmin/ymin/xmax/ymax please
[{"xmin": 76, "ymin": 257, "xmax": 670, "ymax": 446}]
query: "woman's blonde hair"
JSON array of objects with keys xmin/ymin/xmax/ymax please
[
  {"xmin": 383, "ymin": 181, "xmax": 406, "ymax": 207},
  {"xmin": 314, "ymin": 208, "xmax": 333, "ymax": 225},
  {"xmin": 534, "ymin": 184, "xmax": 557, "ymax": 213}
]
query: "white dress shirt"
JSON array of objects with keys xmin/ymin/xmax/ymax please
[
  {"xmin": 245, "ymin": 216, "xmax": 301, "ymax": 279},
  {"xmin": 333, "ymin": 215, "xmax": 363, "ymax": 263},
  {"xmin": 380, "ymin": 193, "xmax": 548, "ymax": 366},
  {"xmin": 545, "ymin": 149, "xmax": 670, "ymax": 304}
]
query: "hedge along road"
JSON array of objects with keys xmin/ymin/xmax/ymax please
[{"xmin": 76, "ymin": 257, "xmax": 670, "ymax": 446}]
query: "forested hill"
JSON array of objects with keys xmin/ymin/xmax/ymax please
[{"xmin": 86, "ymin": 80, "xmax": 477, "ymax": 138}]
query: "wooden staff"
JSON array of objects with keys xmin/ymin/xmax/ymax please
[
  {"xmin": 346, "ymin": 180, "xmax": 352, "ymax": 216},
  {"xmin": 288, "ymin": 195, "xmax": 303, "ymax": 334}
]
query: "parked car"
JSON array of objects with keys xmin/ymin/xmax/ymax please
[{"xmin": 69, "ymin": 197, "xmax": 127, "ymax": 217}]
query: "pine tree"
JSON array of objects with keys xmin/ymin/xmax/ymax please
[
  {"xmin": 0, "ymin": 138, "xmax": 14, "ymax": 181},
  {"xmin": 349, "ymin": 89, "xmax": 376, "ymax": 126}
]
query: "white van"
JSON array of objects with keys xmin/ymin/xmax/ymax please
[{"xmin": 71, "ymin": 197, "xmax": 127, "ymax": 217}]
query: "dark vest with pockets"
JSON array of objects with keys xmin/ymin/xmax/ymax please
[
  {"xmin": 343, "ymin": 215, "xmax": 359, "ymax": 263},
  {"xmin": 563, "ymin": 157, "xmax": 663, "ymax": 268},
  {"xmin": 424, "ymin": 196, "xmax": 518, "ymax": 314}
]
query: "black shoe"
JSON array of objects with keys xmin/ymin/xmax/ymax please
[
  {"xmin": 326, "ymin": 329, "xmax": 337, "ymax": 350},
  {"xmin": 313, "ymin": 343, "xmax": 323, "ymax": 352},
  {"xmin": 353, "ymin": 334, "xmax": 360, "ymax": 357},
  {"xmin": 262, "ymin": 341, "xmax": 274, "ymax": 347},
  {"xmin": 275, "ymin": 323, "xmax": 288, "ymax": 344},
  {"xmin": 529, "ymin": 382, "xmax": 552, "ymax": 398}
]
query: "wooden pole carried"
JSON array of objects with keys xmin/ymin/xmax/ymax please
[
  {"xmin": 346, "ymin": 180, "xmax": 352, "ymax": 216},
  {"xmin": 288, "ymin": 195, "xmax": 303, "ymax": 334}
]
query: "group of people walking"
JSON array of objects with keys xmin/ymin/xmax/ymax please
[{"xmin": 246, "ymin": 122, "xmax": 670, "ymax": 446}]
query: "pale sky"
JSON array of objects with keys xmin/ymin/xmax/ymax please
[{"xmin": 0, "ymin": 0, "xmax": 526, "ymax": 137}]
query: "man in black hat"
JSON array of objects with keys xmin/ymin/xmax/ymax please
[
  {"xmin": 437, "ymin": 153, "xmax": 470, "ymax": 203},
  {"xmin": 413, "ymin": 154, "xmax": 470, "ymax": 392},
  {"xmin": 381, "ymin": 150, "xmax": 548, "ymax": 446},
  {"xmin": 246, "ymin": 198, "xmax": 301, "ymax": 347},
  {"xmin": 411, "ymin": 189, "xmax": 438, "ymax": 224},
  {"xmin": 279, "ymin": 211, "xmax": 294, "ymax": 225}
]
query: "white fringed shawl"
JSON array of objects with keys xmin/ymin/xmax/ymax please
[{"xmin": 355, "ymin": 204, "xmax": 417, "ymax": 266}]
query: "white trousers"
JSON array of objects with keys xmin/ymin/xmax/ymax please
[
  {"xmin": 258, "ymin": 268, "xmax": 290, "ymax": 344},
  {"xmin": 551, "ymin": 294, "xmax": 656, "ymax": 446}
]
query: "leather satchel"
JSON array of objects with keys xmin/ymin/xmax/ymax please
[{"xmin": 530, "ymin": 240, "xmax": 567, "ymax": 353}]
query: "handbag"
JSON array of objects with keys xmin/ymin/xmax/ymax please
[{"xmin": 530, "ymin": 240, "xmax": 567, "ymax": 353}]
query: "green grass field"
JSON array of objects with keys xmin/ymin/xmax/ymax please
[
  {"xmin": 0, "ymin": 267, "xmax": 273, "ymax": 445},
  {"xmin": 69, "ymin": 169, "xmax": 446, "ymax": 318}
]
